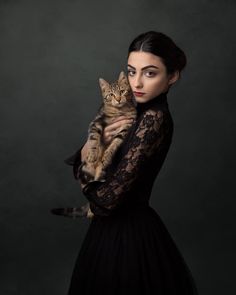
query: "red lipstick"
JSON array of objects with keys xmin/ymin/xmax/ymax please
[{"xmin": 133, "ymin": 91, "xmax": 145, "ymax": 97}]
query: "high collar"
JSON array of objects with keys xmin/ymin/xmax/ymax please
[{"xmin": 135, "ymin": 91, "xmax": 168, "ymax": 115}]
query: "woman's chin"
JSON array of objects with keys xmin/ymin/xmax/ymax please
[{"xmin": 135, "ymin": 96, "xmax": 149, "ymax": 103}]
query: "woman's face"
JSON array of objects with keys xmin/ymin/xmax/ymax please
[{"xmin": 127, "ymin": 51, "xmax": 179, "ymax": 103}]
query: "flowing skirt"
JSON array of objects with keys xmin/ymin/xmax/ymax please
[{"xmin": 67, "ymin": 203, "xmax": 198, "ymax": 295}]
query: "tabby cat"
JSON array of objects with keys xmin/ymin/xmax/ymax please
[{"xmin": 51, "ymin": 71, "xmax": 137, "ymax": 219}]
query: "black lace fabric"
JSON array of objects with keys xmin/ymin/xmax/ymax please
[{"xmin": 79, "ymin": 109, "xmax": 166, "ymax": 216}]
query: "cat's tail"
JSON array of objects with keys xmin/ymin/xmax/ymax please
[{"xmin": 50, "ymin": 203, "xmax": 91, "ymax": 218}]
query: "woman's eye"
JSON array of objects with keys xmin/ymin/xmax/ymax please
[
  {"xmin": 145, "ymin": 71, "xmax": 156, "ymax": 77},
  {"xmin": 127, "ymin": 70, "xmax": 156, "ymax": 77},
  {"xmin": 127, "ymin": 70, "xmax": 135, "ymax": 76}
]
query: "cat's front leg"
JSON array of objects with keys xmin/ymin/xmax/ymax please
[
  {"xmin": 94, "ymin": 137, "xmax": 124, "ymax": 181},
  {"xmin": 86, "ymin": 145, "xmax": 100, "ymax": 163},
  {"xmin": 80, "ymin": 140, "xmax": 102, "ymax": 183},
  {"xmin": 82, "ymin": 123, "xmax": 104, "ymax": 181},
  {"xmin": 86, "ymin": 121, "xmax": 103, "ymax": 164}
]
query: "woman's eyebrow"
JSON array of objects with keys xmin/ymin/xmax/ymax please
[{"xmin": 127, "ymin": 64, "xmax": 159, "ymax": 70}]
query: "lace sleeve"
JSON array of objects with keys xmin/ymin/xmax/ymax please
[{"xmin": 81, "ymin": 109, "xmax": 165, "ymax": 216}]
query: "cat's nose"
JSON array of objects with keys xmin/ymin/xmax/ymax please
[{"xmin": 116, "ymin": 97, "xmax": 121, "ymax": 102}]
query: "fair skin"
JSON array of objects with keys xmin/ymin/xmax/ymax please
[
  {"xmin": 81, "ymin": 51, "xmax": 179, "ymax": 189},
  {"xmin": 127, "ymin": 51, "xmax": 179, "ymax": 103}
]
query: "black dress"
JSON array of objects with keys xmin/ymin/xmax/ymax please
[{"xmin": 65, "ymin": 92, "xmax": 199, "ymax": 295}]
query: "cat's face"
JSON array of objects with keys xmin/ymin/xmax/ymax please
[{"xmin": 99, "ymin": 71, "xmax": 134, "ymax": 107}]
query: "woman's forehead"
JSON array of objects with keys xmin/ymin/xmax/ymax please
[{"xmin": 127, "ymin": 51, "xmax": 165, "ymax": 69}]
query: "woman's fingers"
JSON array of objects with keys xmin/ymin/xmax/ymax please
[
  {"xmin": 103, "ymin": 117, "xmax": 135, "ymax": 144},
  {"xmin": 111, "ymin": 115, "xmax": 127, "ymax": 122},
  {"xmin": 112, "ymin": 116, "xmax": 134, "ymax": 123},
  {"xmin": 106, "ymin": 118, "xmax": 134, "ymax": 133}
]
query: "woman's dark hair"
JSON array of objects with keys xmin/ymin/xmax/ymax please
[{"xmin": 128, "ymin": 31, "xmax": 187, "ymax": 79}]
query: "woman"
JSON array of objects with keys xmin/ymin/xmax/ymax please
[{"xmin": 66, "ymin": 31, "xmax": 199, "ymax": 294}]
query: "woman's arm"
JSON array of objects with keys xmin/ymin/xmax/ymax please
[
  {"xmin": 64, "ymin": 117, "xmax": 135, "ymax": 217},
  {"xmin": 78, "ymin": 109, "xmax": 165, "ymax": 216}
]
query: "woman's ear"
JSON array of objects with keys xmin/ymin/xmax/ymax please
[{"xmin": 168, "ymin": 71, "xmax": 180, "ymax": 86}]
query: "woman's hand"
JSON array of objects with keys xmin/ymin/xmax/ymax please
[{"xmin": 103, "ymin": 116, "xmax": 134, "ymax": 145}]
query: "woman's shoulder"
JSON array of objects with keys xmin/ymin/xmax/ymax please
[
  {"xmin": 136, "ymin": 105, "xmax": 174, "ymax": 135},
  {"xmin": 137, "ymin": 105, "xmax": 169, "ymax": 124}
]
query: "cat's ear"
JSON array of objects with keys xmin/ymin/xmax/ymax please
[
  {"xmin": 99, "ymin": 78, "xmax": 110, "ymax": 93},
  {"xmin": 118, "ymin": 71, "xmax": 128, "ymax": 83}
]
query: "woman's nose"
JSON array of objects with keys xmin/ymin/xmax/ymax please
[{"xmin": 133, "ymin": 74, "xmax": 143, "ymax": 88}]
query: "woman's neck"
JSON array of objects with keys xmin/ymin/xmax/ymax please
[{"xmin": 136, "ymin": 92, "xmax": 168, "ymax": 114}]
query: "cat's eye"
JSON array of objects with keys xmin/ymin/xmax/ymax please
[
  {"xmin": 120, "ymin": 90, "xmax": 127, "ymax": 94},
  {"xmin": 105, "ymin": 94, "xmax": 113, "ymax": 100}
]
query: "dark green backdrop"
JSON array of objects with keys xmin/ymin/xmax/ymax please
[{"xmin": 0, "ymin": 0, "xmax": 235, "ymax": 294}]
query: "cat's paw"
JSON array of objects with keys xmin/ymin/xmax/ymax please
[
  {"xmin": 80, "ymin": 163, "xmax": 96, "ymax": 182},
  {"xmin": 94, "ymin": 165, "xmax": 106, "ymax": 182}
]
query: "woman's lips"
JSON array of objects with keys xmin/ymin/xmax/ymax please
[{"xmin": 133, "ymin": 91, "xmax": 145, "ymax": 97}]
